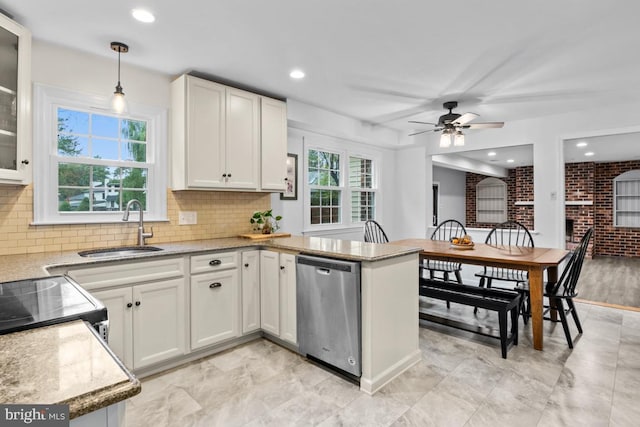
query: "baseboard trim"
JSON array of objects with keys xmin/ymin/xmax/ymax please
[
  {"xmin": 575, "ymin": 298, "xmax": 640, "ymax": 313},
  {"xmin": 359, "ymin": 349, "xmax": 422, "ymax": 395}
]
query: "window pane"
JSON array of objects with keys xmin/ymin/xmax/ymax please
[
  {"xmin": 58, "ymin": 135, "xmax": 88, "ymax": 157},
  {"xmin": 308, "ymin": 149, "xmax": 340, "ymax": 188},
  {"xmin": 351, "ymin": 190, "xmax": 375, "ymax": 222},
  {"xmin": 349, "ymin": 157, "xmax": 373, "ymax": 189},
  {"xmin": 58, "ymin": 188, "xmax": 89, "ymax": 212},
  {"xmin": 122, "ymin": 191, "xmax": 147, "ymax": 210},
  {"xmin": 321, "ymin": 190, "xmax": 330, "ymax": 206},
  {"xmin": 329, "ymin": 170, "xmax": 340, "ymax": 186},
  {"xmin": 310, "ymin": 207, "xmax": 321, "ymax": 224},
  {"xmin": 331, "ymin": 190, "xmax": 340, "ymax": 205},
  {"xmin": 92, "ymin": 114, "xmax": 119, "ymax": 138},
  {"xmin": 310, "ymin": 189, "xmax": 320, "ymax": 206},
  {"xmin": 58, "ymin": 109, "xmax": 89, "ymax": 134},
  {"xmin": 122, "ymin": 119, "xmax": 147, "ymax": 141},
  {"xmin": 93, "ymin": 138, "xmax": 119, "ymax": 160},
  {"xmin": 321, "ymin": 208, "xmax": 332, "ymax": 223},
  {"xmin": 122, "ymin": 168, "xmax": 148, "ymax": 189},
  {"xmin": 58, "ymin": 163, "xmax": 90, "ymax": 186},
  {"xmin": 124, "ymin": 142, "xmax": 147, "ymax": 162},
  {"xmin": 319, "ymin": 170, "xmax": 329, "ymax": 186}
]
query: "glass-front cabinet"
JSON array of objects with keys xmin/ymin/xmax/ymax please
[{"xmin": 0, "ymin": 13, "xmax": 31, "ymax": 184}]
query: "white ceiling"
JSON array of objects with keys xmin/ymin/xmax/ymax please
[{"xmin": 2, "ymin": 0, "xmax": 640, "ymax": 137}]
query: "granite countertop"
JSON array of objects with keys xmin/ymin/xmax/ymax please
[
  {"xmin": 0, "ymin": 235, "xmax": 421, "ymax": 283},
  {"xmin": 0, "ymin": 320, "xmax": 141, "ymax": 419}
]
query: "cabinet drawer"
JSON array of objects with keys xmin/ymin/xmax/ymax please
[
  {"xmin": 190, "ymin": 251, "xmax": 238, "ymax": 274},
  {"xmin": 67, "ymin": 257, "xmax": 186, "ymax": 291}
]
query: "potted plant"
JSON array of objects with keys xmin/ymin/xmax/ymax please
[{"xmin": 250, "ymin": 209, "xmax": 282, "ymax": 234}]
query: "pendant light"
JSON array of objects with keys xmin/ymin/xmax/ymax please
[
  {"xmin": 439, "ymin": 128, "xmax": 453, "ymax": 148},
  {"xmin": 110, "ymin": 42, "xmax": 129, "ymax": 114}
]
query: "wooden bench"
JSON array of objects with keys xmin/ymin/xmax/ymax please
[{"xmin": 419, "ymin": 276, "xmax": 521, "ymax": 358}]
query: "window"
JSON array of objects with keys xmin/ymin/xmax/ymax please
[
  {"xmin": 308, "ymin": 149, "xmax": 341, "ymax": 224},
  {"xmin": 349, "ymin": 156, "xmax": 376, "ymax": 222},
  {"xmin": 476, "ymin": 177, "xmax": 507, "ymax": 223},
  {"xmin": 614, "ymin": 170, "xmax": 640, "ymax": 227},
  {"xmin": 33, "ymin": 84, "xmax": 167, "ymax": 224}
]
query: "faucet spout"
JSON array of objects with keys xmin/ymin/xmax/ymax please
[{"xmin": 122, "ymin": 199, "xmax": 153, "ymax": 246}]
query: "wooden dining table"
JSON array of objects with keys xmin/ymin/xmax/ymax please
[{"xmin": 391, "ymin": 239, "xmax": 569, "ymax": 351}]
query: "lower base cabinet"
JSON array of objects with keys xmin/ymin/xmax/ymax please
[
  {"xmin": 92, "ymin": 278, "xmax": 186, "ymax": 370},
  {"xmin": 190, "ymin": 269, "xmax": 240, "ymax": 350},
  {"xmin": 259, "ymin": 250, "xmax": 297, "ymax": 345}
]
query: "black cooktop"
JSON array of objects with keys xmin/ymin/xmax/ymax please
[{"xmin": 0, "ymin": 275, "xmax": 107, "ymax": 335}]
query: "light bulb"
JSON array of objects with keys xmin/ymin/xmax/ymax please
[
  {"xmin": 111, "ymin": 91, "xmax": 128, "ymax": 114},
  {"xmin": 440, "ymin": 129, "xmax": 452, "ymax": 148},
  {"xmin": 454, "ymin": 130, "xmax": 465, "ymax": 146}
]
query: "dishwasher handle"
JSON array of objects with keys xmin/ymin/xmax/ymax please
[{"xmin": 316, "ymin": 268, "xmax": 331, "ymax": 275}]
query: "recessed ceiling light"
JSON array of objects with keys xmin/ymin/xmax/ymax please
[
  {"xmin": 289, "ymin": 69, "xmax": 305, "ymax": 79},
  {"xmin": 132, "ymin": 8, "xmax": 155, "ymax": 23},
  {"xmin": 488, "ymin": 151, "xmax": 497, "ymax": 157},
  {"xmin": 576, "ymin": 141, "xmax": 588, "ymax": 148},
  {"xmin": 507, "ymin": 159, "xmax": 515, "ymax": 163},
  {"xmin": 585, "ymin": 152, "xmax": 595, "ymax": 156}
]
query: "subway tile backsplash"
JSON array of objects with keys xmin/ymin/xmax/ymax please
[{"xmin": 0, "ymin": 185, "xmax": 270, "ymax": 256}]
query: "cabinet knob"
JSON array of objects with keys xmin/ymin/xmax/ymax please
[
  {"xmin": 244, "ymin": 263, "xmax": 249, "ymax": 267},
  {"xmin": 284, "ymin": 177, "xmax": 288, "ymax": 181},
  {"xmin": 280, "ymin": 265, "xmax": 285, "ymax": 270},
  {"xmin": 21, "ymin": 159, "xmax": 29, "ymax": 165},
  {"xmin": 126, "ymin": 302, "xmax": 133, "ymax": 308},
  {"xmin": 135, "ymin": 301, "xmax": 141, "ymax": 306},
  {"xmin": 222, "ymin": 173, "xmax": 227, "ymax": 178},
  {"xmin": 209, "ymin": 259, "xmax": 222, "ymax": 266},
  {"xmin": 227, "ymin": 173, "xmax": 232, "ymax": 178},
  {"xmin": 209, "ymin": 282, "xmax": 222, "ymax": 289}
]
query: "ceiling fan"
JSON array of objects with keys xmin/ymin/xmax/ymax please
[{"xmin": 408, "ymin": 101, "xmax": 504, "ymax": 147}]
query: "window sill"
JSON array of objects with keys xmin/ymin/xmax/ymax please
[{"xmin": 31, "ymin": 217, "xmax": 170, "ymax": 226}]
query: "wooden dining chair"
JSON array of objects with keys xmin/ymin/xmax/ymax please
[
  {"xmin": 475, "ymin": 220, "xmax": 534, "ymax": 320},
  {"xmin": 424, "ymin": 219, "xmax": 467, "ymax": 284},
  {"xmin": 364, "ymin": 220, "xmax": 389, "ymax": 243},
  {"xmin": 542, "ymin": 228, "xmax": 593, "ymax": 348}
]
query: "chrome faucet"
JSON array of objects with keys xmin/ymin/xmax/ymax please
[{"xmin": 122, "ymin": 199, "xmax": 153, "ymax": 246}]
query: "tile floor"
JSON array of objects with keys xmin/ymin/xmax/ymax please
[{"xmin": 125, "ymin": 300, "xmax": 640, "ymax": 426}]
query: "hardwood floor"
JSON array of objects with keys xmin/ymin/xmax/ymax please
[{"xmin": 577, "ymin": 256, "xmax": 640, "ymax": 308}]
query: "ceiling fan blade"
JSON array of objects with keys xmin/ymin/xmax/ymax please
[
  {"xmin": 466, "ymin": 122, "xmax": 504, "ymax": 129},
  {"xmin": 408, "ymin": 129, "xmax": 432, "ymax": 136},
  {"xmin": 408, "ymin": 120, "xmax": 438, "ymax": 125},
  {"xmin": 452, "ymin": 112, "xmax": 479, "ymax": 126}
]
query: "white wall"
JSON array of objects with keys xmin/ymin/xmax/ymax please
[
  {"xmin": 432, "ymin": 166, "xmax": 466, "ymax": 226},
  {"xmin": 271, "ymin": 101, "xmax": 399, "ymax": 241},
  {"xmin": 393, "ymin": 146, "xmax": 429, "ymax": 240},
  {"xmin": 31, "ymin": 40, "xmax": 171, "ymax": 109}
]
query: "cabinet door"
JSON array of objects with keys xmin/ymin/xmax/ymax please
[
  {"xmin": 260, "ymin": 97, "xmax": 288, "ymax": 191},
  {"xmin": 190, "ymin": 269, "xmax": 239, "ymax": 350},
  {"xmin": 132, "ymin": 278, "xmax": 186, "ymax": 369},
  {"xmin": 241, "ymin": 251, "xmax": 260, "ymax": 334},
  {"xmin": 259, "ymin": 250, "xmax": 280, "ymax": 336},
  {"xmin": 0, "ymin": 14, "xmax": 31, "ymax": 184},
  {"xmin": 91, "ymin": 288, "xmax": 134, "ymax": 369},
  {"xmin": 186, "ymin": 76, "xmax": 226, "ymax": 188},
  {"xmin": 225, "ymin": 88, "xmax": 259, "ymax": 189},
  {"xmin": 279, "ymin": 253, "xmax": 297, "ymax": 344}
]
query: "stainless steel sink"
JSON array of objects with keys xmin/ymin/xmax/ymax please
[{"xmin": 78, "ymin": 246, "xmax": 163, "ymax": 258}]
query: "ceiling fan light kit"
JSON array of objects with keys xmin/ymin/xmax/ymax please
[{"xmin": 409, "ymin": 101, "xmax": 504, "ymax": 146}]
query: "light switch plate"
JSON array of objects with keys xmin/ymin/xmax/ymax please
[{"xmin": 178, "ymin": 211, "xmax": 197, "ymax": 225}]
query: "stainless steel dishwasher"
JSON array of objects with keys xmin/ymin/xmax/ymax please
[{"xmin": 297, "ymin": 254, "xmax": 361, "ymax": 378}]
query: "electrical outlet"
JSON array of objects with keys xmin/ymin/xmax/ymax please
[{"xmin": 178, "ymin": 211, "xmax": 197, "ymax": 225}]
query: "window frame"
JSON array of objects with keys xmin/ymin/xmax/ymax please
[
  {"xmin": 303, "ymin": 137, "xmax": 381, "ymax": 231},
  {"xmin": 33, "ymin": 83, "xmax": 168, "ymax": 224},
  {"xmin": 348, "ymin": 155, "xmax": 377, "ymax": 223},
  {"xmin": 476, "ymin": 177, "xmax": 507, "ymax": 224}
]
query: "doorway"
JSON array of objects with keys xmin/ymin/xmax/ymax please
[{"xmin": 432, "ymin": 183, "xmax": 439, "ymax": 226}]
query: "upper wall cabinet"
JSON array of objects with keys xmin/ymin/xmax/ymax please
[
  {"xmin": 0, "ymin": 14, "xmax": 31, "ymax": 185},
  {"xmin": 171, "ymin": 74, "xmax": 287, "ymax": 192}
]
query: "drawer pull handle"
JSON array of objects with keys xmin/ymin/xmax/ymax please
[
  {"xmin": 126, "ymin": 302, "xmax": 133, "ymax": 308},
  {"xmin": 280, "ymin": 265, "xmax": 285, "ymax": 270},
  {"xmin": 209, "ymin": 259, "xmax": 222, "ymax": 266},
  {"xmin": 244, "ymin": 263, "xmax": 249, "ymax": 267},
  {"xmin": 135, "ymin": 301, "xmax": 141, "ymax": 306},
  {"xmin": 209, "ymin": 282, "xmax": 222, "ymax": 289}
]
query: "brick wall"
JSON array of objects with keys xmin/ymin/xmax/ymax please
[
  {"xmin": 594, "ymin": 161, "xmax": 640, "ymax": 257},
  {"xmin": 0, "ymin": 185, "xmax": 271, "ymax": 256},
  {"xmin": 465, "ymin": 166, "xmax": 534, "ymax": 230},
  {"xmin": 564, "ymin": 162, "xmax": 595, "ymax": 255}
]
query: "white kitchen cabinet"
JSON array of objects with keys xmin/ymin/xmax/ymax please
[
  {"xmin": 190, "ymin": 269, "xmax": 239, "ymax": 350},
  {"xmin": 260, "ymin": 97, "xmax": 288, "ymax": 191},
  {"xmin": 0, "ymin": 13, "xmax": 31, "ymax": 185},
  {"xmin": 133, "ymin": 278, "xmax": 186, "ymax": 368},
  {"xmin": 259, "ymin": 250, "xmax": 297, "ymax": 345},
  {"xmin": 171, "ymin": 74, "xmax": 259, "ymax": 190},
  {"xmin": 260, "ymin": 250, "xmax": 280, "ymax": 336},
  {"xmin": 279, "ymin": 253, "xmax": 297, "ymax": 344},
  {"xmin": 241, "ymin": 250, "xmax": 261, "ymax": 334},
  {"xmin": 91, "ymin": 287, "xmax": 133, "ymax": 367},
  {"xmin": 66, "ymin": 257, "xmax": 187, "ymax": 370}
]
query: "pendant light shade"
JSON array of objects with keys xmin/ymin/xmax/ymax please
[
  {"xmin": 110, "ymin": 42, "xmax": 129, "ymax": 114},
  {"xmin": 454, "ymin": 130, "xmax": 465, "ymax": 146},
  {"xmin": 439, "ymin": 128, "xmax": 452, "ymax": 148}
]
